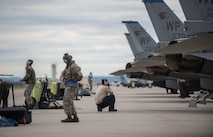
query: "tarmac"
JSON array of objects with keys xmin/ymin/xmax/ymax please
[{"xmin": 1, "ymin": 85, "xmax": 213, "ymax": 137}]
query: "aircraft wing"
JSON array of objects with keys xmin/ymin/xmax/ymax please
[
  {"xmin": 134, "ymin": 56, "xmax": 166, "ymax": 67},
  {"xmin": 125, "ymin": 66, "xmax": 145, "ymax": 73},
  {"xmin": 157, "ymin": 33, "xmax": 213, "ymax": 54},
  {"xmin": 169, "ymin": 71, "xmax": 213, "ymax": 79},
  {"xmin": 190, "ymin": 51, "xmax": 213, "ymax": 61},
  {"xmin": 125, "ymin": 56, "xmax": 166, "ymax": 73},
  {"xmin": 110, "ymin": 69, "xmax": 126, "ymax": 76}
]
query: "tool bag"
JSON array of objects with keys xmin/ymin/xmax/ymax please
[{"xmin": 0, "ymin": 81, "xmax": 28, "ymax": 123}]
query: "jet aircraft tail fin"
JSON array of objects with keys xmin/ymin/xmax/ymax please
[
  {"xmin": 179, "ymin": 0, "xmax": 213, "ymax": 36},
  {"xmin": 143, "ymin": 0, "xmax": 186, "ymax": 42},
  {"xmin": 179, "ymin": 0, "xmax": 213, "ymax": 21},
  {"xmin": 122, "ymin": 21, "xmax": 159, "ymax": 61}
]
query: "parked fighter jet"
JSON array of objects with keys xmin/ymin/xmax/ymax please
[
  {"xmin": 142, "ymin": 0, "xmax": 213, "ymax": 104},
  {"xmin": 121, "ymin": 21, "xmax": 178, "ymax": 90},
  {"xmin": 177, "ymin": 0, "xmax": 213, "ymax": 61},
  {"xmin": 112, "ymin": 0, "xmax": 212, "ymax": 91},
  {"xmin": 143, "ymin": 0, "xmax": 213, "ymax": 77},
  {"xmin": 111, "ymin": 21, "xmax": 163, "ymax": 77},
  {"xmin": 112, "ymin": 0, "xmax": 206, "ymax": 94},
  {"xmin": 135, "ymin": 0, "xmax": 212, "ymax": 77},
  {"xmin": 176, "ymin": 0, "xmax": 213, "ymax": 104},
  {"xmin": 121, "ymin": 0, "xmax": 190, "ymax": 80},
  {"xmin": 122, "ymin": 21, "xmax": 201, "ymax": 93}
]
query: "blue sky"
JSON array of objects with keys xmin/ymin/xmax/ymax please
[{"xmin": 0, "ymin": 0, "xmax": 185, "ymax": 78}]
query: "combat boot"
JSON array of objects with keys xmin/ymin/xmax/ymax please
[
  {"xmin": 61, "ymin": 115, "xmax": 73, "ymax": 122},
  {"xmin": 97, "ymin": 105, "xmax": 102, "ymax": 112},
  {"xmin": 72, "ymin": 114, "xmax": 79, "ymax": 122}
]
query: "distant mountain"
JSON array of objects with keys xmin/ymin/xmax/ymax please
[
  {"xmin": 0, "ymin": 75, "xmax": 119, "ymax": 84},
  {"xmin": 85, "ymin": 76, "xmax": 119, "ymax": 83}
]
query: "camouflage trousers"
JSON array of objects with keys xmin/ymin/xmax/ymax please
[
  {"xmin": 88, "ymin": 81, "xmax": 92, "ymax": 91},
  {"xmin": 24, "ymin": 84, "xmax": 35, "ymax": 106},
  {"xmin": 63, "ymin": 86, "xmax": 77, "ymax": 116}
]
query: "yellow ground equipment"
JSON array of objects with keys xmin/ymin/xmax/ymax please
[
  {"xmin": 50, "ymin": 81, "xmax": 57, "ymax": 96},
  {"xmin": 32, "ymin": 80, "xmax": 43, "ymax": 104}
]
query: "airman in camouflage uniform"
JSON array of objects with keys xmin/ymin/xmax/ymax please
[
  {"xmin": 20, "ymin": 59, "xmax": 36, "ymax": 108},
  {"xmin": 88, "ymin": 72, "xmax": 93, "ymax": 91},
  {"xmin": 61, "ymin": 53, "xmax": 83, "ymax": 122}
]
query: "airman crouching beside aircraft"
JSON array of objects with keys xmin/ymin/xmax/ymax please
[{"xmin": 95, "ymin": 79, "xmax": 117, "ymax": 112}]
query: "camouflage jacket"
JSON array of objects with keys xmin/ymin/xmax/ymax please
[
  {"xmin": 23, "ymin": 66, "xmax": 36, "ymax": 84},
  {"xmin": 62, "ymin": 61, "xmax": 82, "ymax": 82}
]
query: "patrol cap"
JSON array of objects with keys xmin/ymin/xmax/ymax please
[{"xmin": 63, "ymin": 53, "xmax": 72, "ymax": 64}]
